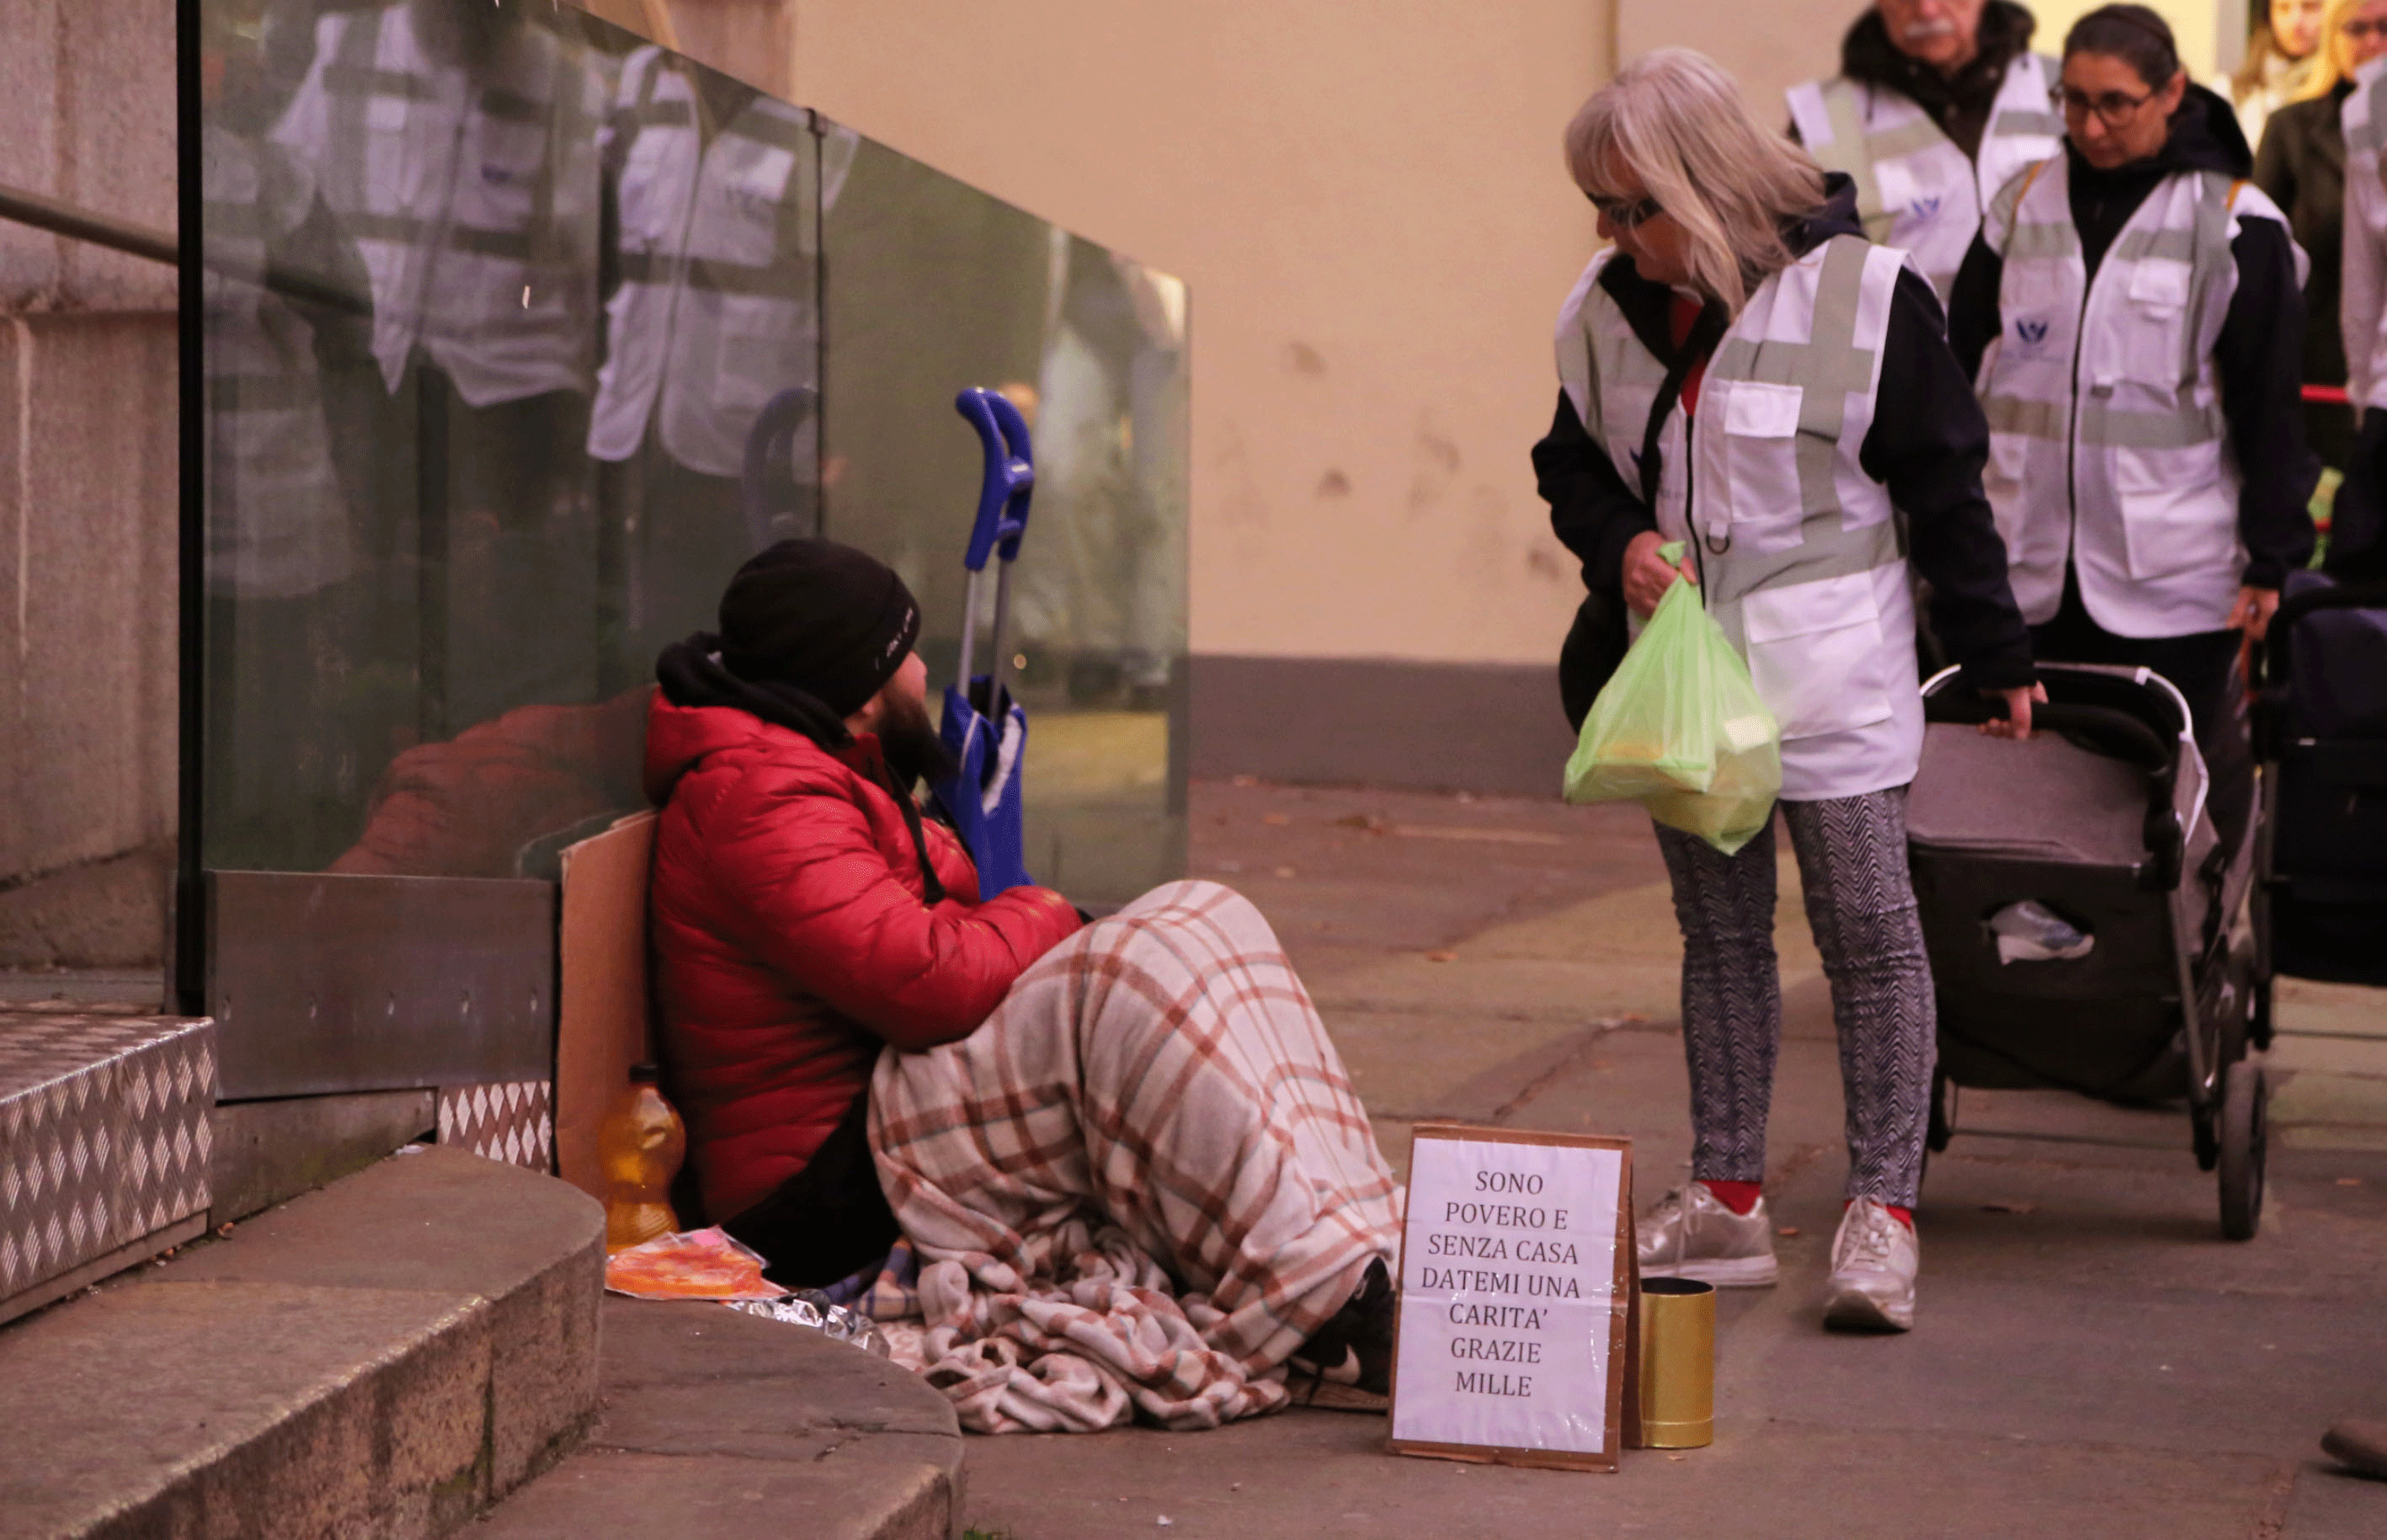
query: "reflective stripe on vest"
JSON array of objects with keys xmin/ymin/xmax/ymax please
[{"xmin": 1786, "ymin": 54, "xmax": 2060, "ymax": 300}]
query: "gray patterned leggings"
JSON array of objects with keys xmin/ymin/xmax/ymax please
[{"xmin": 1653, "ymin": 788, "xmax": 1936, "ymax": 1206}]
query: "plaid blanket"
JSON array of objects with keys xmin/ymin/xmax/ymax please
[{"xmin": 869, "ymin": 880, "xmax": 1400, "ymax": 1433}]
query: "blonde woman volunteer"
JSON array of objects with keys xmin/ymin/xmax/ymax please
[
  {"xmin": 1947, "ymin": 4, "xmax": 2317, "ymax": 859},
  {"xmin": 1532, "ymin": 49, "xmax": 2038, "ymax": 1333}
]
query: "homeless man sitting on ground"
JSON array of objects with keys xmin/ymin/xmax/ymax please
[{"xmin": 645, "ymin": 538, "xmax": 1402, "ymax": 1432}]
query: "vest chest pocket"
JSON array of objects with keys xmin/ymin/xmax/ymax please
[
  {"xmin": 2116, "ymin": 259, "xmax": 2192, "ymax": 393},
  {"xmin": 1711, "ymin": 379, "xmax": 1807, "ymax": 543},
  {"xmin": 1740, "ymin": 571, "xmax": 1894, "ymax": 742}
]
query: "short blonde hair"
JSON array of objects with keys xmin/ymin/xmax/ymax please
[{"xmin": 1564, "ymin": 49, "xmax": 1827, "ymax": 313}]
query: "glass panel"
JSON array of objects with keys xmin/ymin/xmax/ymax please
[
  {"xmin": 195, "ymin": 0, "xmax": 1184, "ymax": 909},
  {"xmin": 821, "ymin": 137, "xmax": 1189, "ymax": 904}
]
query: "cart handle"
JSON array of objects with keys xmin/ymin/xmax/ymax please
[{"xmin": 956, "ymin": 388, "xmax": 1035, "ymax": 573}]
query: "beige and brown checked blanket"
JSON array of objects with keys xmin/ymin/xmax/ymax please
[{"xmin": 868, "ymin": 879, "xmax": 1401, "ymax": 1433}]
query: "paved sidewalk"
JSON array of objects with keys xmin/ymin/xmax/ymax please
[{"xmin": 957, "ymin": 778, "xmax": 2387, "ymax": 1540}]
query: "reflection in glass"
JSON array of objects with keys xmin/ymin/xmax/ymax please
[{"xmin": 197, "ymin": 0, "xmax": 1185, "ymax": 907}]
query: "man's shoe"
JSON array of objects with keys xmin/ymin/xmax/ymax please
[
  {"xmin": 2321, "ymin": 1419, "xmax": 2387, "ymax": 1479},
  {"xmin": 1823, "ymin": 1197, "xmax": 1917, "ymax": 1332},
  {"xmin": 1287, "ymin": 1256, "xmax": 1394, "ymax": 1413},
  {"xmin": 1635, "ymin": 1182, "xmax": 1779, "ymax": 1287}
]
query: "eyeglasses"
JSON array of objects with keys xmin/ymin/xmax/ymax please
[
  {"xmin": 1585, "ymin": 191, "xmax": 1665, "ymax": 230},
  {"xmin": 2344, "ymin": 19, "xmax": 2387, "ymax": 39},
  {"xmin": 2051, "ymin": 84, "xmax": 2157, "ymax": 126}
]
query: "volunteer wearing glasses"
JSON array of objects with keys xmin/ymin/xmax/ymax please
[
  {"xmin": 1947, "ymin": 3, "xmax": 2316, "ymax": 860},
  {"xmin": 1533, "ymin": 50, "xmax": 2037, "ymax": 1333}
]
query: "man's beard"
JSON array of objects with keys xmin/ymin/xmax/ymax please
[{"xmin": 879, "ymin": 688, "xmax": 963, "ymax": 791}]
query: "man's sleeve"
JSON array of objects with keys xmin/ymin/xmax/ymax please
[
  {"xmin": 1533, "ymin": 387, "xmax": 1655, "ymax": 594},
  {"xmin": 700, "ymin": 777, "xmax": 1084, "ymax": 1052},
  {"xmin": 1859, "ymin": 268, "xmax": 2036, "ymax": 690},
  {"xmin": 2214, "ymin": 216, "xmax": 2320, "ymax": 587}
]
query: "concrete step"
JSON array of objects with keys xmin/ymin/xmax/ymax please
[
  {"xmin": 476, "ymin": 1297, "xmax": 965, "ymax": 1540},
  {"xmin": 0, "ymin": 1146, "xmax": 604, "ymax": 1539}
]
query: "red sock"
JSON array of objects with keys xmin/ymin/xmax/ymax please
[
  {"xmin": 1702, "ymin": 1180, "xmax": 1762, "ymax": 1215},
  {"xmin": 1844, "ymin": 1198, "xmax": 1915, "ymax": 1229}
]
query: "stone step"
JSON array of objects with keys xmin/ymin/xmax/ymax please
[
  {"xmin": 0, "ymin": 1146, "xmax": 603, "ymax": 1538},
  {"xmin": 475, "ymin": 1297, "xmax": 965, "ymax": 1540}
]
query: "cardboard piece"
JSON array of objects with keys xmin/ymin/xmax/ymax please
[
  {"xmin": 555, "ymin": 811, "xmax": 658, "ymax": 1202},
  {"xmin": 1387, "ymin": 1122, "xmax": 1635, "ymax": 1473}
]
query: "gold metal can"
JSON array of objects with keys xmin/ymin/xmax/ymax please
[{"xmin": 1633, "ymin": 1276, "xmax": 1715, "ymax": 1448}]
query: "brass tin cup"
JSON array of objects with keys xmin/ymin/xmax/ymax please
[{"xmin": 1636, "ymin": 1276, "xmax": 1715, "ymax": 1448}]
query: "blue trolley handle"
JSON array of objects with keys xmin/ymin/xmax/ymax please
[{"xmin": 952, "ymin": 388, "xmax": 1036, "ymax": 707}]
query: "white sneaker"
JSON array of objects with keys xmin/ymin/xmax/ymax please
[
  {"xmin": 1635, "ymin": 1182, "xmax": 1779, "ymax": 1287},
  {"xmin": 1823, "ymin": 1197, "xmax": 1918, "ymax": 1332}
]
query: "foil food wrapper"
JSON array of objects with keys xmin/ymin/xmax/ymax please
[{"xmin": 724, "ymin": 1290, "xmax": 893, "ymax": 1357}]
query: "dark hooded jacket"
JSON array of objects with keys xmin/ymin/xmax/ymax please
[
  {"xmin": 1819, "ymin": 0, "xmax": 2040, "ymax": 159},
  {"xmin": 1945, "ymin": 83, "xmax": 2318, "ymax": 589},
  {"xmin": 1532, "ymin": 173, "xmax": 2037, "ymax": 722}
]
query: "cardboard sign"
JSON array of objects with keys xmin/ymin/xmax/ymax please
[
  {"xmin": 555, "ymin": 812, "xmax": 658, "ymax": 1202},
  {"xmin": 1388, "ymin": 1123, "xmax": 1633, "ymax": 1473}
]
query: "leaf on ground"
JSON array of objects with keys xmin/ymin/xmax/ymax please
[
  {"xmin": 1425, "ymin": 950, "xmax": 1458, "ymax": 962},
  {"xmin": 1981, "ymin": 1200, "xmax": 2038, "ymax": 1215}
]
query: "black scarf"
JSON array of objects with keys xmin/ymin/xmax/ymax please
[{"xmin": 657, "ymin": 634, "xmax": 946, "ymax": 904}]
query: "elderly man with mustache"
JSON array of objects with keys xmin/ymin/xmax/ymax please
[{"xmin": 1788, "ymin": 0, "xmax": 2064, "ymax": 301}]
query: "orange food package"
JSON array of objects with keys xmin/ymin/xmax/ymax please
[{"xmin": 603, "ymin": 1226, "xmax": 782, "ymax": 1301}]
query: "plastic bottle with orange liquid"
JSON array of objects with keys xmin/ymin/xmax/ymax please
[{"xmin": 599, "ymin": 1063, "xmax": 685, "ymax": 1253}]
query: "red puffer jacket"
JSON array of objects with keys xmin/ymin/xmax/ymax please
[{"xmin": 644, "ymin": 695, "xmax": 1083, "ymax": 1223}]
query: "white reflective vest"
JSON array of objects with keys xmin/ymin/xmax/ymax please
[
  {"xmin": 1556, "ymin": 237, "xmax": 1925, "ymax": 802},
  {"xmin": 2342, "ymin": 56, "xmax": 2387, "ymax": 413},
  {"xmin": 1977, "ymin": 157, "xmax": 2299, "ymax": 637},
  {"xmin": 201, "ymin": 125, "xmax": 354, "ymax": 599},
  {"xmin": 1787, "ymin": 54, "xmax": 2062, "ymax": 301},
  {"xmin": 269, "ymin": 7, "xmax": 605, "ymax": 407},
  {"xmin": 588, "ymin": 47, "xmax": 859, "ymax": 475}
]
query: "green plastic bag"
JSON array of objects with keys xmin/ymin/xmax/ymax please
[{"xmin": 1562, "ymin": 545, "xmax": 1782, "ymax": 855}]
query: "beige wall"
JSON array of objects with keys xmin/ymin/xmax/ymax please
[{"xmin": 779, "ymin": 1, "xmax": 1614, "ymax": 666}]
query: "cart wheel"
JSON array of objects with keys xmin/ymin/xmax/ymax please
[
  {"xmin": 2218, "ymin": 1058, "xmax": 2268, "ymax": 1242},
  {"xmin": 2192, "ymin": 1100, "xmax": 2220, "ymax": 1173},
  {"xmin": 1926, "ymin": 1065, "xmax": 1955, "ymax": 1154},
  {"xmin": 2250, "ymin": 969, "xmax": 2275, "ymax": 1052}
]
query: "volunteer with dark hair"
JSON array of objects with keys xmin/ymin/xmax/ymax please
[
  {"xmin": 645, "ymin": 538, "xmax": 1403, "ymax": 1431},
  {"xmin": 1787, "ymin": 0, "xmax": 2064, "ymax": 302},
  {"xmin": 1533, "ymin": 49, "xmax": 2038, "ymax": 1334},
  {"xmin": 1947, "ymin": 3, "xmax": 2318, "ymax": 859}
]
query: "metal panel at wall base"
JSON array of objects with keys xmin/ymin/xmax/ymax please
[
  {"xmin": 0, "ymin": 1013, "xmax": 215, "ymax": 1318},
  {"xmin": 438, "ymin": 1081, "xmax": 555, "ymax": 1173},
  {"xmin": 206, "ymin": 871, "xmax": 557, "ymax": 1100}
]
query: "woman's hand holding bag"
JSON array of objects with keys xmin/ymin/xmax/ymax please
[{"xmin": 1562, "ymin": 541, "xmax": 1782, "ymax": 854}]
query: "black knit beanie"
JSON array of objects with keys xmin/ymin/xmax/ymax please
[{"xmin": 717, "ymin": 539, "xmax": 922, "ymax": 719}]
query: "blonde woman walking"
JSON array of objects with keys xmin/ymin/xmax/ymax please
[{"xmin": 1532, "ymin": 49, "xmax": 2038, "ymax": 1331}]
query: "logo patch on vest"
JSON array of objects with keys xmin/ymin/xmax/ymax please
[{"xmin": 2011, "ymin": 314, "xmax": 2054, "ymax": 356}]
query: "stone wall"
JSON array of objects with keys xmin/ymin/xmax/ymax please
[{"xmin": 0, "ymin": 0, "xmax": 178, "ymax": 968}]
